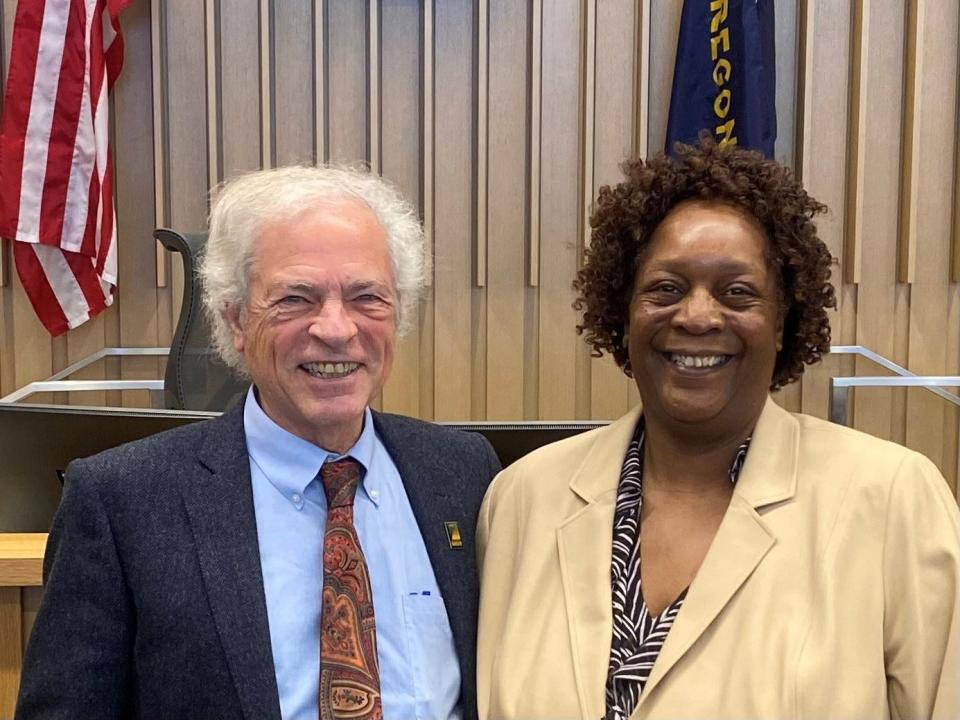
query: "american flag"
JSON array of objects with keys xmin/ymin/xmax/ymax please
[{"xmin": 0, "ymin": 0, "xmax": 131, "ymax": 336}]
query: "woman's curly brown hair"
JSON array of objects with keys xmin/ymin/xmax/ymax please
[{"xmin": 573, "ymin": 138, "xmax": 836, "ymax": 390}]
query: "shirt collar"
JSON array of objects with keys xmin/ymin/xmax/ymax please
[{"xmin": 243, "ymin": 387, "xmax": 378, "ymax": 502}]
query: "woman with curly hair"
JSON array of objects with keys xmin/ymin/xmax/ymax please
[{"xmin": 476, "ymin": 140, "xmax": 960, "ymax": 720}]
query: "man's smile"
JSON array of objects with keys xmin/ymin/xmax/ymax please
[{"xmin": 300, "ymin": 361, "xmax": 361, "ymax": 379}]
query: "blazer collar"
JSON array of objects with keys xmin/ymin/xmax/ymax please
[
  {"xmin": 182, "ymin": 403, "xmax": 282, "ymax": 720},
  {"xmin": 568, "ymin": 404, "xmax": 644, "ymax": 502},
  {"xmin": 733, "ymin": 395, "xmax": 800, "ymax": 509},
  {"xmin": 637, "ymin": 396, "xmax": 800, "ymax": 707},
  {"xmin": 557, "ymin": 405, "xmax": 644, "ymax": 718},
  {"xmin": 559, "ymin": 396, "xmax": 800, "ymax": 716}
]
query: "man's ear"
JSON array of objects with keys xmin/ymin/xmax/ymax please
[{"xmin": 225, "ymin": 303, "xmax": 245, "ymax": 354}]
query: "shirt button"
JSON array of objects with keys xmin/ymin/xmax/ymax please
[
  {"xmin": 292, "ymin": 493, "xmax": 302, "ymax": 504},
  {"xmin": 369, "ymin": 490, "xmax": 379, "ymax": 500}
]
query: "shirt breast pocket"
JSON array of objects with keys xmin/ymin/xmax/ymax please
[{"xmin": 401, "ymin": 593, "xmax": 461, "ymax": 720}]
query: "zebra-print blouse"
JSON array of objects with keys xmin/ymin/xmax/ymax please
[{"xmin": 604, "ymin": 418, "xmax": 751, "ymax": 720}]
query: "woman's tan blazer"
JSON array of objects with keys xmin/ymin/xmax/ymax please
[{"xmin": 477, "ymin": 397, "xmax": 960, "ymax": 719}]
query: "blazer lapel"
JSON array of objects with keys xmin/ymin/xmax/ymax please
[
  {"xmin": 558, "ymin": 407, "xmax": 643, "ymax": 719},
  {"xmin": 179, "ymin": 405, "xmax": 282, "ymax": 720},
  {"xmin": 636, "ymin": 397, "xmax": 800, "ymax": 708}
]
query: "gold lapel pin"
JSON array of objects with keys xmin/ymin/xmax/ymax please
[{"xmin": 445, "ymin": 521, "xmax": 463, "ymax": 550}]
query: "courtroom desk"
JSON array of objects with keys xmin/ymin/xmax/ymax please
[{"xmin": 0, "ymin": 534, "xmax": 45, "ymax": 719}]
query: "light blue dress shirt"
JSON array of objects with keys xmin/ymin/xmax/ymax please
[{"xmin": 244, "ymin": 389, "xmax": 462, "ymax": 720}]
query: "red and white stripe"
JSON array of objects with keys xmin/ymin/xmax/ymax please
[{"xmin": 0, "ymin": 0, "xmax": 130, "ymax": 336}]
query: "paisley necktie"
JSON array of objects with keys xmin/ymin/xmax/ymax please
[{"xmin": 319, "ymin": 458, "xmax": 382, "ymax": 720}]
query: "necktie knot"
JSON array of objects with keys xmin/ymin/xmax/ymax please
[{"xmin": 320, "ymin": 457, "xmax": 364, "ymax": 509}]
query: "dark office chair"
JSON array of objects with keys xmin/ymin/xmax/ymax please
[{"xmin": 154, "ymin": 229, "xmax": 248, "ymax": 411}]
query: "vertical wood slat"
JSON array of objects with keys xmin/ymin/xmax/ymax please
[
  {"xmin": 795, "ymin": 0, "xmax": 815, "ymax": 183},
  {"xmin": 903, "ymin": 0, "xmax": 958, "ymax": 468},
  {"xmin": 590, "ymin": 0, "xmax": 637, "ymax": 421},
  {"xmin": 218, "ymin": 2, "xmax": 261, "ymax": 179},
  {"xmin": 326, "ymin": 0, "xmax": 368, "ymax": 163},
  {"xmin": 485, "ymin": 0, "xmax": 529, "ymax": 420},
  {"xmin": 852, "ymin": 0, "xmax": 907, "ymax": 443},
  {"xmin": 538, "ymin": 0, "xmax": 580, "ymax": 420},
  {"xmin": 580, "ymin": 0, "xmax": 596, "ymax": 253},
  {"xmin": 634, "ymin": 0, "xmax": 650, "ymax": 159},
  {"xmin": 379, "ymin": 0, "xmax": 422, "ymax": 418},
  {"xmin": 528, "ymin": 0, "xmax": 542, "ymax": 287},
  {"xmin": 432, "ymin": 0, "xmax": 474, "ymax": 420},
  {"xmin": 152, "ymin": 0, "xmax": 168, "ymax": 287},
  {"xmin": 368, "ymin": 0, "xmax": 380, "ymax": 174},
  {"xmin": 166, "ymin": 0, "xmax": 210, "ymax": 333},
  {"xmin": 314, "ymin": 0, "xmax": 326, "ymax": 162},
  {"xmin": 204, "ymin": 0, "xmax": 219, "ymax": 190},
  {"xmin": 897, "ymin": 0, "xmax": 924, "ymax": 284},
  {"xmin": 773, "ymin": 2, "xmax": 798, "ymax": 167},
  {"xmin": 475, "ymin": 0, "xmax": 488, "ymax": 288},
  {"xmin": 796, "ymin": 0, "xmax": 854, "ymax": 421},
  {"xmin": 115, "ymin": 0, "xmax": 162, "ymax": 408},
  {"xmin": 626, "ymin": 0, "xmax": 652, "ymax": 413},
  {"xmin": 272, "ymin": 0, "xmax": 314, "ymax": 165},
  {"xmin": 260, "ymin": 0, "xmax": 272, "ymax": 169},
  {"xmin": 954, "ymin": 52, "xmax": 960, "ymax": 283},
  {"xmin": 0, "ymin": 588, "xmax": 22, "ymax": 719},
  {"xmin": 422, "ymin": 0, "xmax": 434, "ymax": 277},
  {"xmin": 844, "ymin": 0, "xmax": 869, "ymax": 284}
]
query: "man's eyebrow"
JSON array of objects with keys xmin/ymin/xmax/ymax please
[
  {"xmin": 347, "ymin": 280, "xmax": 392, "ymax": 294},
  {"xmin": 269, "ymin": 280, "xmax": 316, "ymax": 294}
]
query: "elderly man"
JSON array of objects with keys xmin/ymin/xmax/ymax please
[{"xmin": 16, "ymin": 167, "xmax": 501, "ymax": 720}]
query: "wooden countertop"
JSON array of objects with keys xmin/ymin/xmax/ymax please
[{"xmin": 0, "ymin": 534, "xmax": 46, "ymax": 587}]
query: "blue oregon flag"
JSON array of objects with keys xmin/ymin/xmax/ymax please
[{"xmin": 665, "ymin": 0, "xmax": 776, "ymax": 157}]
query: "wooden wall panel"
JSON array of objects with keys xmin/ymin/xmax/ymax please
[
  {"xmin": 646, "ymin": 0, "xmax": 681, "ymax": 154},
  {"xmin": 115, "ymin": 0, "xmax": 163, "ymax": 409},
  {"xmin": 273, "ymin": 0, "xmax": 314, "ymax": 166},
  {"xmin": 432, "ymin": 0, "xmax": 475, "ymax": 421},
  {"xmin": 484, "ymin": 0, "xmax": 529, "ymax": 420},
  {"xmin": 325, "ymin": 0, "xmax": 367, "ymax": 163},
  {"xmin": 0, "ymin": 0, "xmax": 956, "ymax": 489},
  {"xmin": 164, "ymin": 0, "xmax": 209, "ymax": 337},
  {"xmin": 850, "ymin": 2, "xmax": 906, "ymax": 441},
  {"xmin": 903, "ymin": 1, "xmax": 958, "ymax": 467},
  {"xmin": 589, "ymin": 0, "xmax": 636, "ymax": 421},
  {"xmin": 379, "ymin": 0, "xmax": 424, "ymax": 418},
  {"xmin": 795, "ymin": 0, "xmax": 853, "ymax": 423},
  {"xmin": 537, "ymin": 0, "xmax": 580, "ymax": 420},
  {"xmin": 218, "ymin": 1, "xmax": 262, "ymax": 179}
]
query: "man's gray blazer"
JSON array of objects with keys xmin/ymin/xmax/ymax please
[{"xmin": 15, "ymin": 403, "xmax": 501, "ymax": 720}]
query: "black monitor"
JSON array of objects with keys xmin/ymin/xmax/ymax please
[{"xmin": 0, "ymin": 403, "xmax": 604, "ymax": 533}]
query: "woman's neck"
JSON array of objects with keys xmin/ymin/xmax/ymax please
[{"xmin": 641, "ymin": 414, "xmax": 754, "ymax": 494}]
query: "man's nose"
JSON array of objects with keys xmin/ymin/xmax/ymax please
[
  {"xmin": 308, "ymin": 300, "xmax": 358, "ymax": 344},
  {"xmin": 672, "ymin": 288, "xmax": 724, "ymax": 333}
]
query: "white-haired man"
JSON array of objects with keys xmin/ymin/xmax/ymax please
[{"xmin": 17, "ymin": 167, "xmax": 501, "ymax": 720}]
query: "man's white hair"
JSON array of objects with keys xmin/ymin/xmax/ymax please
[{"xmin": 200, "ymin": 165, "xmax": 427, "ymax": 375}]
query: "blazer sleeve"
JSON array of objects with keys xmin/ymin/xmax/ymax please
[
  {"xmin": 882, "ymin": 452, "xmax": 960, "ymax": 720},
  {"xmin": 16, "ymin": 461, "xmax": 134, "ymax": 720}
]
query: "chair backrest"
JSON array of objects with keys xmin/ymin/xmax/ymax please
[{"xmin": 154, "ymin": 229, "xmax": 248, "ymax": 411}]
